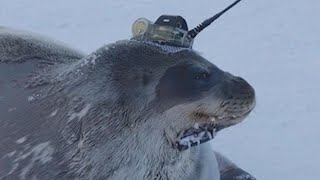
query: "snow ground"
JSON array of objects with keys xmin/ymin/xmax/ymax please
[{"xmin": 1, "ymin": 0, "xmax": 319, "ymax": 179}]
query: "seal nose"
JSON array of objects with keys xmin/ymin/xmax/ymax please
[{"xmin": 221, "ymin": 76, "xmax": 256, "ymax": 113}]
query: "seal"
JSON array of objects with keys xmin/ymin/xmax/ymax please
[{"xmin": 0, "ymin": 27, "xmax": 256, "ymax": 180}]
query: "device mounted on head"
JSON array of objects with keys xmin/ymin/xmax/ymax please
[{"xmin": 131, "ymin": 0, "xmax": 243, "ymax": 48}]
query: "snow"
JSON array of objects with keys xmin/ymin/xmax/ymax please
[
  {"xmin": 16, "ymin": 136, "xmax": 27, "ymax": 144},
  {"xmin": 27, "ymin": 96, "xmax": 35, "ymax": 102},
  {"xmin": 67, "ymin": 104, "xmax": 91, "ymax": 122},
  {"xmin": 1, "ymin": 0, "xmax": 319, "ymax": 179},
  {"xmin": 49, "ymin": 109, "xmax": 58, "ymax": 117}
]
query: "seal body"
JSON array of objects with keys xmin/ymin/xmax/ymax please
[
  {"xmin": 0, "ymin": 27, "xmax": 86, "ymax": 179},
  {"xmin": 0, "ymin": 27, "xmax": 256, "ymax": 180}
]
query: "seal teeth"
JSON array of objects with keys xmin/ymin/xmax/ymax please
[
  {"xmin": 211, "ymin": 117, "xmax": 216, "ymax": 122},
  {"xmin": 188, "ymin": 141, "xmax": 191, "ymax": 149},
  {"xmin": 199, "ymin": 131, "xmax": 206, "ymax": 138},
  {"xmin": 207, "ymin": 131, "xmax": 213, "ymax": 139},
  {"xmin": 193, "ymin": 123, "xmax": 200, "ymax": 129},
  {"xmin": 177, "ymin": 124, "xmax": 218, "ymax": 151},
  {"xmin": 212, "ymin": 129, "xmax": 217, "ymax": 137}
]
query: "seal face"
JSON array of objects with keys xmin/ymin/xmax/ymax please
[
  {"xmin": 0, "ymin": 28, "xmax": 256, "ymax": 180},
  {"xmin": 154, "ymin": 56, "xmax": 255, "ymax": 150}
]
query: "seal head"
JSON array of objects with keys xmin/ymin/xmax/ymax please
[{"xmin": 78, "ymin": 40, "xmax": 256, "ymax": 152}]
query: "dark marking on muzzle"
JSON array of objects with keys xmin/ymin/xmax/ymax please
[{"xmin": 156, "ymin": 60, "xmax": 226, "ymax": 107}]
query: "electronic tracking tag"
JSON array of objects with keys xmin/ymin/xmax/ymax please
[{"xmin": 131, "ymin": 0, "xmax": 243, "ymax": 49}]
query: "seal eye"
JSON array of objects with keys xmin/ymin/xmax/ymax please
[{"xmin": 195, "ymin": 72, "xmax": 210, "ymax": 80}]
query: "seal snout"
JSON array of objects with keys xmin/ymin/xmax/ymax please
[
  {"xmin": 170, "ymin": 64, "xmax": 256, "ymax": 150},
  {"xmin": 213, "ymin": 75, "xmax": 256, "ymax": 130},
  {"xmin": 222, "ymin": 76, "xmax": 256, "ymax": 113}
]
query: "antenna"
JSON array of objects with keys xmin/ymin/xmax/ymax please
[{"xmin": 188, "ymin": 0, "xmax": 243, "ymax": 38}]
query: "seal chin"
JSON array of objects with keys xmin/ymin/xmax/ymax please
[{"xmin": 176, "ymin": 113, "xmax": 251, "ymax": 151}]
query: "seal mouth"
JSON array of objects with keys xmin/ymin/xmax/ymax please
[
  {"xmin": 176, "ymin": 122, "xmax": 217, "ymax": 151},
  {"xmin": 176, "ymin": 114, "xmax": 249, "ymax": 151}
]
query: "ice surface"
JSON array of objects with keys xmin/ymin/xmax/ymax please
[{"xmin": 1, "ymin": 0, "xmax": 319, "ymax": 179}]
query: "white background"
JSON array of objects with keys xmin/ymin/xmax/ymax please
[{"xmin": 1, "ymin": 0, "xmax": 319, "ymax": 179}]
